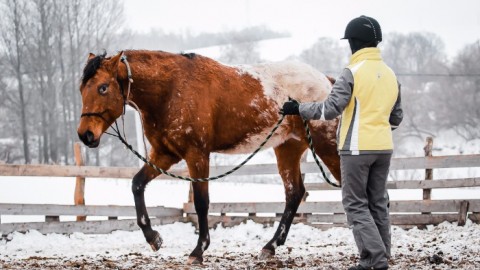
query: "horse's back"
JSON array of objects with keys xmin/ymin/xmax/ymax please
[
  {"xmin": 212, "ymin": 61, "xmax": 333, "ymax": 154},
  {"xmin": 235, "ymin": 61, "xmax": 332, "ymax": 106}
]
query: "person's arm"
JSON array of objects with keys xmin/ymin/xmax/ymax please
[
  {"xmin": 298, "ymin": 68, "xmax": 354, "ymax": 120},
  {"xmin": 389, "ymin": 82, "xmax": 403, "ymax": 130}
]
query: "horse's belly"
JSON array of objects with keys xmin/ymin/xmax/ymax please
[{"xmin": 216, "ymin": 124, "xmax": 298, "ymax": 154}]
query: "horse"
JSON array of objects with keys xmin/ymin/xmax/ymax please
[{"xmin": 77, "ymin": 50, "xmax": 341, "ymax": 264}]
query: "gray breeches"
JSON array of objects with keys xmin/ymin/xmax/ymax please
[{"xmin": 341, "ymin": 154, "xmax": 392, "ymax": 269}]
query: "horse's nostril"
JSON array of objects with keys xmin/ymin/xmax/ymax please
[
  {"xmin": 85, "ymin": 130, "xmax": 94, "ymax": 143},
  {"xmin": 78, "ymin": 130, "xmax": 95, "ymax": 145}
]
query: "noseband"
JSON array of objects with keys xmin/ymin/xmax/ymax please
[{"xmin": 80, "ymin": 110, "xmax": 109, "ymax": 123}]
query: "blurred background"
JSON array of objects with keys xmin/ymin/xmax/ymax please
[{"xmin": 1, "ymin": 0, "xmax": 479, "ymax": 168}]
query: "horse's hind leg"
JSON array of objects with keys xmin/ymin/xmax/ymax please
[
  {"xmin": 132, "ymin": 154, "xmax": 179, "ymax": 251},
  {"xmin": 260, "ymin": 139, "xmax": 307, "ymax": 259},
  {"xmin": 187, "ymin": 181, "xmax": 210, "ymax": 264},
  {"xmin": 185, "ymin": 152, "xmax": 211, "ymax": 265}
]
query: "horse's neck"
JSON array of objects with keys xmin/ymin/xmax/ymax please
[
  {"xmin": 121, "ymin": 51, "xmax": 178, "ymax": 85},
  {"xmin": 120, "ymin": 51, "xmax": 178, "ymax": 113}
]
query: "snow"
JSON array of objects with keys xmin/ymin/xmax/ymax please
[
  {"xmin": 1, "ymin": 175, "xmax": 480, "ymax": 268},
  {"xmin": 1, "ymin": 220, "xmax": 480, "ymax": 269}
]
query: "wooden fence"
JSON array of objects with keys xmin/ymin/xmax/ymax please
[{"xmin": 1, "ymin": 138, "xmax": 480, "ymax": 235}]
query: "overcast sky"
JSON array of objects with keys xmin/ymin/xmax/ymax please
[{"xmin": 123, "ymin": 0, "xmax": 480, "ymax": 57}]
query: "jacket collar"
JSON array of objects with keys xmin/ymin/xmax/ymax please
[{"xmin": 350, "ymin": 47, "xmax": 382, "ymax": 65}]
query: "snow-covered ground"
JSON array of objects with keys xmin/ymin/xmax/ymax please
[{"xmin": 1, "ymin": 220, "xmax": 479, "ymax": 269}]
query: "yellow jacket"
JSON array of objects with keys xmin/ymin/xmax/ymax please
[{"xmin": 299, "ymin": 47, "xmax": 403, "ymax": 155}]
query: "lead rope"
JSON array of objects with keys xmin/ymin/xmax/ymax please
[
  {"xmin": 107, "ymin": 115, "xmax": 285, "ymax": 182},
  {"xmin": 109, "ymin": 55, "xmax": 340, "ymax": 187},
  {"xmin": 109, "ymin": 114, "xmax": 339, "ymax": 186},
  {"xmin": 302, "ymin": 119, "xmax": 341, "ymax": 188}
]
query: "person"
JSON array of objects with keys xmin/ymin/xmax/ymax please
[{"xmin": 281, "ymin": 15, "xmax": 403, "ymax": 270}]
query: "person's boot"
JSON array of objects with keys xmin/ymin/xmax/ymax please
[
  {"xmin": 348, "ymin": 265, "xmax": 388, "ymax": 270},
  {"xmin": 348, "ymin": 265, "xmax": 367, "ymax": 270}
]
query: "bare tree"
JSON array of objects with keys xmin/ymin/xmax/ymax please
[
  {"xmin": 0, "ymin": 0, "xmax": 31, "ymax": 163},
  {"xmin": 219, "ymin": 41, "xmax": 262, "ymax": 65},
  {"xmin": 433, "ymin": 41, "xmax": 480, "ymax": 140},
  {"xmin": 28, "ymin": 0, "xmax": 59, "ymax": 163},
  {"xmin": 52, "ymin": 0, "xmax": 70, "ymax": 164},
  {"xmin": 0, "ymin": 0, "xmax": 125, "ymax": 165},
  {"xmin": 299, "ymin": 37, "xmax": 349, "ymax": 76},
  {"xmin": 382, "ymin": 32, "xmax": 449, "ymax": 143}
]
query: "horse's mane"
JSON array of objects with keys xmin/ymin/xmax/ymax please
[
  {"xmin": 180, "ymin": 52, "xmax": 196, "ymax": 59},
  {"xmin": 81, "ymin": 51, "xmax": 199, "ymax": 85},
  {"xmin": 81, "ymin": 51, "xmax": 107, "ymax": 85}
]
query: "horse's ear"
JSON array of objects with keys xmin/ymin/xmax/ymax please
[
  {"xmin": 88, "ymin": 53, "xmax": 96, "ymax": 61},
  {"xmin": 105, "ymin": 51, "xmax": 123, "ymax": 76}
]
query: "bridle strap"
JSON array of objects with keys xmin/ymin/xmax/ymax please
[
  {"xmin": 80, "ymin": 111, "xmax": 108, "ymax": 123},
  {"xmin": 120, "ymin": 54, "xmax": 133, "ymax": 103},
  {"xmin": 118, "ymin": 54, "xmax": 149, "ymax": 155},
  {"xmin": 120, "ymin": 54, "xmax": 133, "ymax": 83}
]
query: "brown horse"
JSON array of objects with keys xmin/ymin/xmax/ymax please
[{"xmin": 77, "ymin": 50, "xmax": 341, "ymax": 264}]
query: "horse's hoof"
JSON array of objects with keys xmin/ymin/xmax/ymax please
[
  {"xmin": 187, "ymin": 256, "xmax": 203, "ymax": 265},
  {"xmin": 259, "ymin": 248, "xmax": 274, "ymax": 260},
  {"xmin": 148, "ymin": 231, "xmax": 163, "ymax": 251}
]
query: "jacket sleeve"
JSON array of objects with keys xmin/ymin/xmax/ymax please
[
  {"xmin": 389, "ymin": 82, "xmax": 403, "ymax": 130},
  {"xmin": 299, "ymin": 68, "xmax": 353, "ymax": 120}
]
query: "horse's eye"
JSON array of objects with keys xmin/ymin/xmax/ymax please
[{"xmin": 98, "ymin": 84, "xmax": 108, "ymax": 95}]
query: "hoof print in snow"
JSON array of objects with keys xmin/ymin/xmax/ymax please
[{"xmin": 428, "ymin": 254, "xmax": 444, "ymax": 265}]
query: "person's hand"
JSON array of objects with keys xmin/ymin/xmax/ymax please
[{"xmin": 280, "ymin": 101, "xmax": 300, "ymax": 115}]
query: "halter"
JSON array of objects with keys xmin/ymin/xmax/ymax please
[
  {"xmin": 120, "ymin": 54, "xmax": 134, "ymax": 105},
  {"xmin": 80, "ymin": 110, "xmax": 108, "ymax": 122}
]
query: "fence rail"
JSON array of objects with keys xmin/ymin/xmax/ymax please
[
  {"xmin": 1, "ymin": 154, "xmax": 480, "ymax": 179},
  {"xmin": 1, "ymin": 139, "xmax": 480, "ymax": 235},
  {"xmin": 305, "ymin": 177, "xmax": 480, "ymax": 190},
  {"xmin": 182, "ymin": 200, "xmax": 480, "ymax": 214},
  {"xmin": 0, "ymin": 203, "xmax": 181, "ymax": 217}
]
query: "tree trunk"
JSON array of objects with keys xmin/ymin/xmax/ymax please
[{"xmin": 12, "ymin": 0, "xmax": 31, "ymax": 164}]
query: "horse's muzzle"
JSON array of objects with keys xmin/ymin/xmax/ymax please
[{"xmin": 78, "ymin": 130, "xmax": 100, "ymax": 148}]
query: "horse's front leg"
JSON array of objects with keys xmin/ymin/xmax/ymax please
[
  {"xmin": 260, "ymin": 140, "xmax": 307, "ymax": 259},
  {"xmin": 185, "ymin": 152, "xmax": 210, "ymax": 265},
  {"xmin": 132, "ymin": 154, "xmax": 179, "ymax": 251}
]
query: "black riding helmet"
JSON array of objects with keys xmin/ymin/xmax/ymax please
[{"xmin": 342, "ymin": 15, "xmax": 382, "ymax": 43}]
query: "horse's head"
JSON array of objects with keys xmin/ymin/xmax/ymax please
[{"xmin": 77, "ymin": 51, "xmax": 124, "ymax": 148}]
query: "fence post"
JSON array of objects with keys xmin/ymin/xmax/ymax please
[
  {"xmin": 74, "ymin": 142, "xmax": 86, "ymax": 221},
  {"xmin": 422, "ymin": 137, "xmax": 433, "ymax": 215},
  {"xmin": 457, "ymin": 200, "xmax": 470, "ymax": 226}
]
